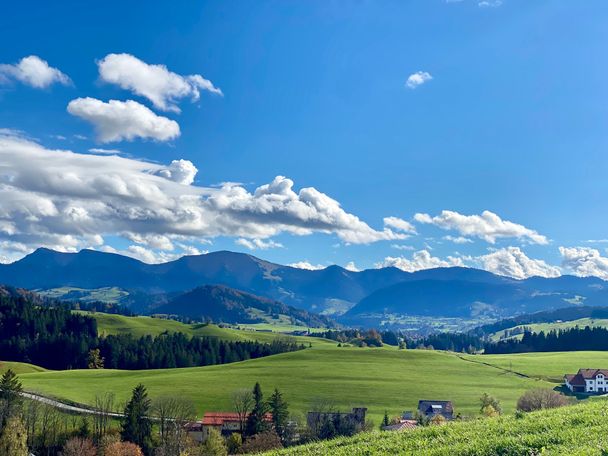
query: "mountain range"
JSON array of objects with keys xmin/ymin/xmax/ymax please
[{"xmin": 1, "ymin": 248, "xmax": 608, "ymax": 327}]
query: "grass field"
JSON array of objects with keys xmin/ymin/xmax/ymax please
[
  {"xmin": 463, "ymin": 351, "xmax": 608, "ymax": 383},
  {"xmin": 14, "ymin": 346, "xmax": 603, "ymax": 424},
  {"xmin": 489, "ymin": 317, "xmax": 608, "ymax": 341},
  {"xmin": 0, "ymin": 361, "xmax": 47, "ymax": 375},
  {"xmin": 262, "ymin": 398, "xmax": 608, "ymax": 455},
  {"xmin": 83, "ymin": 312, "xmax": 323, "ymax": 345}
]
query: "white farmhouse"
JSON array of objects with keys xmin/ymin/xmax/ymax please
[{"xmin": 564, "ymin": 369, "xmax": 608, "ymax": 393}]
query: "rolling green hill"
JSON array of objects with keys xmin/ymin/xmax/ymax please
[
  {"xmin": 489, "ymin": 317, "xmax": 608, "ymax": 342},
  {"xmin": 83, "ymin": 311, "xmax": 323, "ymax": 344},
  {"xmin": 14, "ymin": 347, "xmax": 606, "ymax": 423},
  {"xmin": 261, "ymin": 398, "xmax": 608, "ymax": 455},
  {"xmin": 0, "ymin": 361, "xmax": 47, "ymax": 375}
]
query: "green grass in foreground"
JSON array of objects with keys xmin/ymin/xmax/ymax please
[
  {"xmin": 14, "ymin": 347, "xmax": 567, "ymax": 423},
  {"xmin": 262, "ymin": 399, "xmax": 608, "ymax": 456},
  {"xmin": 84, "ymin": 312, "xmax": 321, "ymax": 345},
  {"xmin": 489, "ymin": 317, "xmax": 608, "ymax": 342}
]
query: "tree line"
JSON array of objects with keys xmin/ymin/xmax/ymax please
[
  {"xmin": 484, "ymin": 326, "xmax": 608, "ymax": 354},
  {"xmin": 0, "ymin": 293, "xmax": 303, "ymax": 370}
]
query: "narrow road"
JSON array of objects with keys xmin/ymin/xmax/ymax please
[
  {"xmin": 19, "ymin": 391, "xmax": 124, "ymax": 417},
  {"xmin": 453, "ymin": 353, "xmax": 533, "ymax": 379}
]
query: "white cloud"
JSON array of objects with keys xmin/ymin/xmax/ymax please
[
  {"xmin": 383, "ymin": 216, "xmax": 416, "ymax": 234},
  {"xmin": 414, "ymin": 210, "xmax": 548, "ymax": 245},
  {"xmin": 560, "ymin": 246, "xmax": 608, "ymax": 280},
  {"xmin": 0, "ymin": 133, "xmax": 407, "ymax": 260},
  {"xmin": 97, "ymin": 53, "xmax": 222, "ymax": 113},
  {"xmin": 479, "ymin": 247, "xmax": 561, "ymax": 279},
  {"xmin": 88, "ymin": 148, "xmax": 122, "ymax": 155},
  {"xmin": 235, "ymin": 238, "xmax": 284, "ymax": 251},
  {"xmin": 376, "ymin": 250, "xmax": 466, "ymax": 272},
  {"xmin": 67, "ymin": 98, "xmax": 180, "ymax": 143},
  {"xmin": 391, "ymin": 244, "xmax": 415, "ymax": 251},
  {"xmin": 289, "ymin": 261, "xmax": 326, "ymax": 271},
  {"xmin": 344, "ymin": 261, "xmax": 360, "ymax": 272},
  {"xmin": 406, "ymin": 71, "xmax": 432, "ymax": 89},
  {"xmin": 0, "ymin": 55, "xmax": 71, "ymax": 89},
  {"xmin": 154, "ymin": 159, "xmax": 198, "ymax": 185},
  {"xmin": 443, "ymin": 235, "xmax": 473, "ymax": 244},
  {"xmin": 478, "ymin": 0, "xmax": 502, "ymax": 7}
]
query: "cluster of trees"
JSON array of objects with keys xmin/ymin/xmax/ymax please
[
  {"xmin": 312, "ymin": 329, "xmax": 384, "ymax": 347},
  {"xmin": 403, "ymin": 332, "xmax": 484, "ymax": 353},
  {"xmin": 484, "ymin": 326, "xmax": 608, "ymax": 354},
  {"xmin": 0, "ymin": 293, "xmax": 304, "ymax": 370}
]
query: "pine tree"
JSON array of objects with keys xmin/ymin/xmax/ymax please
[
  {"xmin": 121, "ymin": 384, "xmax": 152, "ymax": 453},
  {"xmin": 0, "ymin": 369, "xmax": 22, "ymax": 424},
  {"xmin": 0, "ymin": 416, "xmax": 28, "ymax": 456},
  {"xmin": 382, "ymin": 410, "xmax": 390, "ymax": 428},
  {"xmin": 268, "ymin": 388, "xmax": 289, "ymax": 442},
  {"xmin": 245, "ymin": 382, "xmax": 269, "ymax": 437}
]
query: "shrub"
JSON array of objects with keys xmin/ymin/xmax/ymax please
[
  {"xmin": 226, "ymin": 433, "xmax": 243, "ymax": 454},
  {"xmin": 104, "ymin": 441, "xmax": 144, "ymax": 456},
  {"xmin": 61, "ymin": 437, "xmax": 97, "ymax": 456},
  {"xmin": 517, "ymin": 388, "xmax": 570, "ymax": 412},
  {"xmin": 479, "ymin": 393, "xmax": 502, "ymax": 415},
  {"xmin": 201, "ymin": 428, "xmax": 227, "ymax": 456},
  {"xmin": 242, "ymin": 430, "xmax": 283, "ymax": 453}
]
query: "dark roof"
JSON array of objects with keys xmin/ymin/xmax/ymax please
[
  {"xmin": 417, "ymin": 400, "xmax": 453, "ymax": 415},
  {"xmin": 578, "ymin": 369, "xmax": 608, "ymax": 379}
]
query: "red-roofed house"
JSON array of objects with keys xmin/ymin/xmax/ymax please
[
  {"xmin": 565, "ymin": 369, "xmax": 608, "ymax": 393},
  {"xmin": 187, "ymin": 412, "xmax": 273, "ymax": 442}
]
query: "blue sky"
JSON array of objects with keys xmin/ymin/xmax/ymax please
[{"xmin": 1, "ymin": 0, "xmax": 608, "ymax": 279}]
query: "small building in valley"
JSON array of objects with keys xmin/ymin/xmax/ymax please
[
  {"xmin": 565, "ymin": 369, "xmax": 608, "ymax": 393},
  {"xmin": 417, "ymin": 400, "xmax": 454, "ymax": 420},
  {"xmin": 187, "ymin": 411, "xmax": 273, "ymax": 442}
]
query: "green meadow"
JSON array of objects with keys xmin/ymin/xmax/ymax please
[
  {"xmin": 83, "ymin": 312, "xmax": 319, "ymax": 345},
  {"xmin": 15, "ymin": 346, "xmax": 601, "ymax": 424}
]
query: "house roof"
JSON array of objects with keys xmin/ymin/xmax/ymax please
[
  {"xmin": 578, "ymin": 369, "xmax": 608, "ymax": 379},
  {"xmin": 418, "ymin": 400, "xmax": 453, "ymax": 414},
  {"xmin": 565, "ymin": 369, "xmax": 608, "ymax": 386},
  {"xmin": 201, "ymin": 412, "xmax": 272, "ymax": 426},
  {"xmin": 383, "ymin": 420, "xmax": 418, "ymax": 431}
]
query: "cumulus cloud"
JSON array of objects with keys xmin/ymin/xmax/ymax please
[
  {"xmin": 406, "ymin": 71, "xmax": 432, "ymax": 89},
  {"xmin": 97, "ymin": 53, "xmax": 222, "ymax": 113},
  {"xmin": 376, "ymin": 250, "xmax": 466, "ymax": 272},
  {"xmin": 289, "ymin": 261, "xmax": 326, "ymax": 271},
  {"xmin": 235, "ymin": 238, "xmax": 284, "ymax": 251},
  {"xmin": 154, "ymin": 159, "xmax": 198, "ymax": 185},
  {"xmin": 391, "ymin": 244, "xmax": 415, "ymax": 251},
  {"xmin": 67, "ymin": 98, "xmax": 180, "ymax": 143},
  {"xmin": 0, "ymin": 55, "xmax": 71, "ymax": 88},
  {"xmin": 383, "ymin": 216, "xmax": 416, "ymax": 234},
  {"xmin": 560, "ymin": 246, "xmax": 608, "ymax": 280},
  {"xmin": 414, "ymin": 210, "xmax": 548, "ymax": 245},
  {"xmin": 0, "ymin": 132, "xmax": 403, "ymax": 260},
  {"xmin": 479, "ymin": 247, "xmax": 561, "ymax": 279}
]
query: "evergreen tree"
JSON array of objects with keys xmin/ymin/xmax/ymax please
[
  {"xmin": 382, "ymin": 410, "xmax": 390, "ymax": 428},
  {"xmin": 268, "ymin": 388, "xmax": 289, "ymax": 442},
  {"xmin": 0, "ymin": 416, "xmax": 27, "ymax": 456},
  {"xmin": 245, "ymin": 382, "xmax": 269, "ymax": 437},
  {"xmin": 0, "ymin": 369, "xmax": 22, "ymax": 424},
  {"xmin": 121, "ymin": 384, "xmax": 152, "ymax": 454}
]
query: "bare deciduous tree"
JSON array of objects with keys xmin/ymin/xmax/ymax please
[
  {"xmin": 93, "ymin": 392, "xmax": 115, "ymax": 443},
  {"xmin": 232, "ymin": 389, "xmax": 254, "ymax": 433},
  {"xmin": 152, "ymin": 395, "xmax": 196, "ymax": 455}
]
